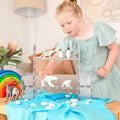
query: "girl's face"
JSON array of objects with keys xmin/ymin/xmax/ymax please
[{"xmin": 57, "ymin": 12, "xmax": 82, "ymax": 37}]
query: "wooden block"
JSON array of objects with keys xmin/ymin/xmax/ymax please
[
  {"xmin": 0, "ymin": 97, "xmax": 10, "ymax": 115},
  {"xmin": 106, "ymin": 101, "xmax": 120, "ymax": 120},
  {"xmin": 118, "ymin": 113, "xmax": 120, "ymax": 120},
  {"xmin": 0, "ymin": 114, "xmax": 7, "ymax": 120}
]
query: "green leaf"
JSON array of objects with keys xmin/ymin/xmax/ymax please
[
  {"xmin": 1, "ymin": 56, "xmax": 8, "ymax": 65},
  {"xmin": 13, "ymin": 48, "xmax": 22, "ymax": 55},
  {"xmin": 0, "ymin": 46, "xmax": 23, "ymax": 70},
  {"xmin": 9, "ymin": 59, "xmax": 22, "ymax": 64},
  {"xmin": 0, "ymin": 47, "xmax": 9, "ymax": 56},
  {"xmin": 4, "ymin": 48, "xmax": 9, "ymax": 53},
  {"xmin": 10, "ymin": 56, "xmax": 23, "ymax": 60},
  {"xmin": 0, "ymin": 46, "xmax": 4, "ymax": 51},
  {"xmin": 7, "ymin": 64, "xmax": 24, "ymax": 70}
]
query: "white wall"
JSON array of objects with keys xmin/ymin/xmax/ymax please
[
  {"xmin": 0, "ymin": 0, "xmax": 120, "ymax": 62},
  {"xmin": 35, "ymin": 0, "xmax": 65, "ymax": 54},
  {"xmin": 107, "ymin": 22, "xmax": 120, "ymax": 44},
  {"xmin": 0, "ymin": 0, "xmax": 27, "ymax": 60},
  {"xmin": 34, "ymin": 0, "xmax": 120, "ymax": 56}
]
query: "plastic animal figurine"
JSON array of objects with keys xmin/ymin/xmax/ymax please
[
  {"xmin": 11, "ymin": 80, "xmax": 19, "ymax": 101},
  {"xmin": 5, "ymin": 82, "xmax": 13, "ymax": 102},
  {"xmin": 41, "ymin": 75, "xmax": 59, "ymax": 87},
  {"xmin": 66, "ymin": 47, "xmax": 71, "ymax": 58},
  {"xmin": 39, "ymin": 50, "xmax": 54, "ymax": 58},
  {"xmin": 58, "ymin": 49, "xmax": 64, "ymax": 58},
  {"xmin": 61, "ymin": 80, "xmax": 72, "ymax": 88},
  {"xmin": 4, "ymin": 76, "xmax": 13, "ymax": 102}
]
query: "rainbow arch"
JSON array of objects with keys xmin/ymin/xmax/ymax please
[{"xmin": 0, "ymin": 70, "xmax": 21, "ymax": 98}]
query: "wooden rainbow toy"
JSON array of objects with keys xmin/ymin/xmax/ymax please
[{"xmin": 0, "ymin": 70, "xmax": 21, "ymax": 98}]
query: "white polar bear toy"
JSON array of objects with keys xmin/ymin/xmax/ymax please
[
  {"xmin": 39, "ymin": 50, "xmax": 54, "ymax": 58},
  {"xmin": 41, "ymin": 75, "xmax": 59, "ymax": 88},
  {"xmin": 61, "ymin": 80, "xmax": 72, "ymax": 88}
]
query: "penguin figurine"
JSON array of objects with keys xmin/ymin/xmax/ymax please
[
  {"xmin": 66, "ymin": 47, "xmax": 71, "ymax": 58},
  {"xmin": 58, "ymin": 49, "xmax": 64, "ymax": 58}
]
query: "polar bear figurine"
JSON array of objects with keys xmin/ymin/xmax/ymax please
[
  {"xmin": 41, "ymin": 75, "xmax": 59, "ymax": 88},
  {"xmin": 39, "ymin": 50, "xmax": 54, "ymax": 58},
  {"xmin": 61, "ymin": 80, "xmax": 72, "ymax": 88}
]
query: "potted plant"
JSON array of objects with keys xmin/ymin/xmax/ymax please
[{"xmin": 0, "ymin": 41, "xmax": 23, "ymax": 70}]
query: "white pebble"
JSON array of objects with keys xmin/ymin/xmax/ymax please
[
  {"xmin": 85, "ymin": 101, "xmax": 89, "ymax": 105},
  {"xmin": 48, "ymin": 103, "xmax": 55, "ymax": 106},
  {"xmin": 74, "ymin": 99, "xmax": 78, "ymax": 102},
  {"xmin": 46, "ymin": 106, "xmax": 54, "ymax": 110},
  {"xmin": 70, "ymin": 99, "xmax": 74, "ymax": 102},
  {"xmin": 71, "ymin": 102, "xmax": 77, "ymax": 107},
  {"xmin": 15, "ymin": 100, "xmax": 21, "ymax": 104},
  {"xmin": 41, "ymin": 102, "xmax": 48, "ymax": 106},
  {"xmin": 30, "ymin": 103, "xmax": 37, "ymax": 107},
  {"xmin": 24, "ymin": 99, "xmax": 29, "ymax": 101},
  {"xmin": 70, "ymin": 99, "xmax": 78, "ymax": 102},
  {"xmin": 86, "ymin": 99, "xmax": 92, "ymax": 101},
  {"xmin": 65, "ymin": 95, "xmax": 71, "ymax": 98}
]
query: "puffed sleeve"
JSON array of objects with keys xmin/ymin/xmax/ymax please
[
  {"xmin": 55, "ymin": 36, "xmax": 76, "ymax": 54},
  {"xmin": 96, "ymin": 22, "xmax": 117, "ymax": 47}
]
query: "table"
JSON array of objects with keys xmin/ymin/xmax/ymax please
[
  {"xmin": 105, "ymin": 101, "xmax": 120, "ymax": 120},
  {"xmin": 0, "ymin": 97, "xmax": 9, "ymax": 120}
]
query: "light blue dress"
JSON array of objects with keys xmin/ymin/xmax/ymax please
[{"xmin": 55, "ymin": 22, "xmax": 120, "ymax": 100}]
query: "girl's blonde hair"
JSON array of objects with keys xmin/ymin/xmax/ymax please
[{"xmin": 56, "ymin": 0, "xmax": 82, "ymax": 16}]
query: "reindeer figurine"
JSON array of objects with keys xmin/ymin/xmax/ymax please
[
  {"xmin": 11, "ymin": 78, "xmax": 19, "ymax": 101},
  {"xmin": 4, "ymin": 76, "xmax": 13, "ymax": 102}
]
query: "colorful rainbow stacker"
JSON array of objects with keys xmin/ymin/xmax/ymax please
[{"xmin": 0, "ymin": 70, "xmax": 21, "ymax": 98}]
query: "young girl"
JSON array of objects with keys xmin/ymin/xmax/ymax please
[{"xmin": 39, "ymin": 0, "xmax": 120, "ymax": 100}]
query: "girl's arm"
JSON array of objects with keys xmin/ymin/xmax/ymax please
[
  {"xmin": 39, "ymin": 52, "xmax": 62, "ymax": 80},
  {"xmin": 97, "ymin": 41, "xmax": 119, "ymax": 78}
]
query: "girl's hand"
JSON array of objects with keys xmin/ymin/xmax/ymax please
[
  {"xmin": 38, "ymin": 53, "xmax": 59, "ymax": 80},
  {"xmin": 39, "ymin": 69, "xmax": 53, "ymax": 80},
  {"xmin": 97, "ymin": 67, "xmax": 109, "ymax": 78}
]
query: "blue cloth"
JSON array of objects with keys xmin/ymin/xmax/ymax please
[
  {"xmin": 44, "ymin": 92, "xmax": 65, "ymax": 100},
  {"xmin": 5, "ymin": 90, "xmax": 116, "ymax": 120}
]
